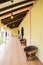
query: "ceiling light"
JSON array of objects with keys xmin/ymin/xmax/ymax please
[
  {"xmin": 10, "ymin": 0, "xmax": 14, "ymax": 19},
  {"xmin": 13, "ymin": 24, "xmax": 15, "ymax": 26},
  {"xmin": 10, "ymin": 12, "xmax": 14, "ymax": 19}
]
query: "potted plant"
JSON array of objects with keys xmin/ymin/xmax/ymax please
[
  {"xmin": 21, "ymin": 27, "xmax": 24, "ymax": 39},
  {"xmin": 20, "ymin": 27, "xmax": 26, "ymax": 45}
]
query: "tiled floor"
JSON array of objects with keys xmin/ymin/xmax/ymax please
[
  {"xmin": 27, "ymin": 57, "xmax": 43, "ymax": 65},
  {"xmin": 0, "ymin": 37, "xmax": 43, "ymax": 65},
  {"xmin": 0, "ymin": 37, "xmax": 27, "ymax": 65}
]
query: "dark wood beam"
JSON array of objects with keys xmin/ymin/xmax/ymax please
[
  {"xmin": 1, "ymin": 10, "xmax": 28, "ymax": 29},
  {"xmin": 7, "ymin": 18, "xmax": 23, "ymax": 29},
  {"xmin": 0, "ymin": 0, "xmax": 33, "ymax": 11},
  {"xmin": 0, "ymin": 3, "xmax": 33, "ymax": 16},
  {"xmin": 0, "ymin": 0, "xmax": 10, "ymax": 4},
  {"xmin": 1, "ymin": 10, "xmax": 28, "ymax": 25}
]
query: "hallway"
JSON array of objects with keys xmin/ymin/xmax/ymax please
[
  {"xmin": 0, "ymin": 37, "xmax": 27, "ymax": 65},
  {"xmin": 0, "ymin": 36, "xmax": 43, "ymax": 65}
]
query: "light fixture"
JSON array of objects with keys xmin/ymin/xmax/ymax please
[
  {"xmin": 10, "ymin": 0, "xmax": 14, "ymax": 19},
  {"xmin": 11, "ymin": 0, "xmax": 13, "ymax": 2},
  {"xmin": 10, "ymin": 12, "xmax": 14, "ymax": 19},
  {"xmin": 13, "ymin": 24, "xmax": 15, "ymax": 27}
]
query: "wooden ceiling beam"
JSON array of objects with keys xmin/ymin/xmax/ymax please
[
  {"xmin": 0, "ymin": 5, "xmax": 33, "ymax": 19},
  {"xmin": 7, "ymin": 18, "xmax": 23, "ymax": 26},
  {"xmin": 0, "ymin": 0, "xmax": 10, "ymax": 4},
  {"xmin": 0, "ymin": 0, "xmax": 34, "ymax": 11},
  {"xmin": 7, "ymin": 18, "xmax": 23, "ymax": 29},
  {"xmin": 0, "ymin": 3, "xmax": 33, "ymax": 16},
  {"xmin": 1, "ymin": 10, "xmax": 27, "ymax": 25}
]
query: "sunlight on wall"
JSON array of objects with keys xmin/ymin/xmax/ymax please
[
  {"xmin": 19, "ymin": 12, "xmax": 30, "ymax": 46},
  {"xmin": 31, "ymin": 0, "xmax": 43, "ymax": 62},
  {"xmin": 19, "ymin": 0, "xmax": 43, "ymax": 62},
  {"xmin": 11, "ymin": 28, "xmax": 18, "ymax": 36},
  {"xmin": 0, "ymin": 20, "xmax": 18, "ymax": 37}
]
